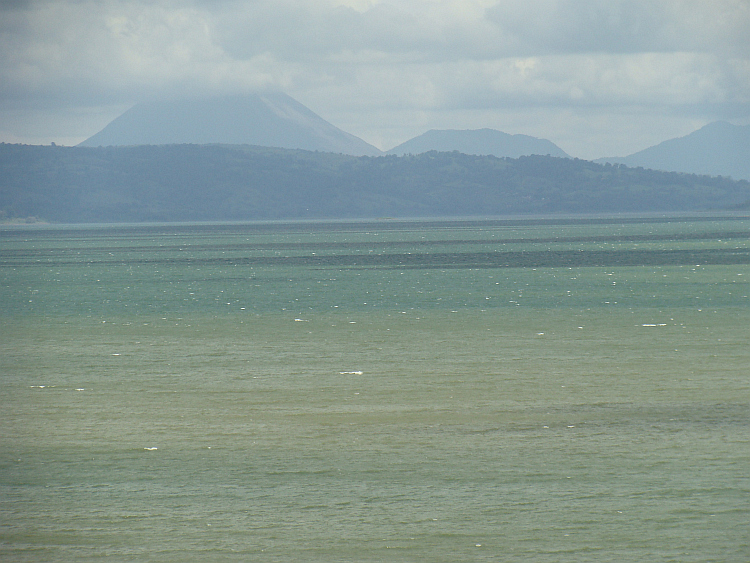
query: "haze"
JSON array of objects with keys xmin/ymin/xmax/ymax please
[{"xmin": 1, "ymin": 0, "xmax": 748, "ymax": 160}]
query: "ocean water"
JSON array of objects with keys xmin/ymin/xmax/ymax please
[{"xmin": 1, "ymin": 216, "xmax": 749, "ymax": 562}]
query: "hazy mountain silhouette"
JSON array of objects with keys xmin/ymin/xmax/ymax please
[
  {"xmin": 387, "ymin": 128, "xmax": 570, "ymax": 158},
  {"xmin": 79, "ymin": 92, "xmax": 383, "ymax": 156},
  {"xmin": 596, "ymin": 121, "xmax": 750, "ymax": 180}
]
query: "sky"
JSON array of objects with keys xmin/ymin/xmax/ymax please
[{"xmin": 1, "ymin": 0, "xmax": 748, "ymax": 159}]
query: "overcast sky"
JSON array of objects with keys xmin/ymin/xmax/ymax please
[{"xmin": 1, "ymin": 0, "xmax": 748, "ymax": 158}]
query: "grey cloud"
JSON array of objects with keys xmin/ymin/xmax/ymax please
[
  {"xmin": 0, "ymin": 0, "xmax": 747, "ymax": 157},
  {"xmin": 486, "ymin": 1, "xmax": 668, "ymax": 55},
  {"xmin": 486, "ymin": 0, "xmax": 750, "ymax": 56},
  {"xmin": 212, "ymin": 1, "xmax": 504, "ymax": 63},
  {"xmin": 0, "ymin": 0, "xmax": 31, "ymax": 11},
  {"xmin": 2, "ymin": 0, "xmax": 241, "ymax": 104}
]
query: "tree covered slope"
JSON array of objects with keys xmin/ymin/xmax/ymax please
[{"xmin": 2, "ymin": 143, "xmax": 749, "ymax": 223}]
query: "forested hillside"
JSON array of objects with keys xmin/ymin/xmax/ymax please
[{"xmin": 2, "ymin": 143, "xmax": 749, "ymax": 223}]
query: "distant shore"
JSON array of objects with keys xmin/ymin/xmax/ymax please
[{"xmin": 0, "ymin": 216, "xmax": 47, "ymax": 225}]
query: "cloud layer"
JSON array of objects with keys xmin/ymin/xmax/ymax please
[{"xmin": 1, "ymin": 0, "xmax": 748, "ymax": 157}]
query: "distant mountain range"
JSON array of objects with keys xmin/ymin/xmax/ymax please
[
  {"xmin": 596, "ymin": 121, "xmax": 750, "ymax": 181},
  {"xmin": 79, "ymin": 93, "xmax": 571, "ymax": 160},
  {"xmin": 80, "ymin": 94, "xmax": 570, "ymax": 160},
  {"xmin": 388, "ymin": 128, "xmax": 570, "ymax": 158},
  {"xmin": 78, "ymin": 93, "xmax": 747, "ymax": 182},
  {"xmin": 79, "ymin": 92, "xmax": 383, "ymax": 157}
]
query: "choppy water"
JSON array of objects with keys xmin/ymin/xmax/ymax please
[{"xmin": 1, "ymin": 216, "xmax": 749, "ymax": 562}]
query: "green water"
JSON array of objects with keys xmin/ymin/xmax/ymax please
[{"xmin": 1, "ymin": 217, "xmax": 749, "ymax": 561}]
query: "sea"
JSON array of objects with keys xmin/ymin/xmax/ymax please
[{"xmin": 1, "ymin": 216, "xmax": 748, "ymax": 562}]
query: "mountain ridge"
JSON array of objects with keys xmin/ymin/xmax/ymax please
[
  {"xmin": 78, "ymin": 93, "xmax": 746, "ymax": 182},
  {"xmin": 596, "ymin": 121, "xmax": 750, "ymax": 181},
  {"xmin": 387, "ymin": 128, "xmax": 570, "ymax": 158},
  {"xmin": 78, "ymin": 92, "xmax": 383, "ymax": 157},
  {"xmin": 3, "ymin": 143, "xmax": 749, "ymax": 223}
]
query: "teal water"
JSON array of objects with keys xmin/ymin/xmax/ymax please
[{"xmin": 1, "ymin": 217, "xmax": 749, "ymax": 561}]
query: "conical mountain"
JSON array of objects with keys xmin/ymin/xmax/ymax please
[
  {"xmin": 79, "ymin": 92, "xmax": 383, "ymax": 156},
  {"xmin": 387, "ymin": 128, "xmax": 570, "ymax": 158},
  {"xmin": 596, "ymin": 121, "xmax": 750, "ymax": 180}
]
